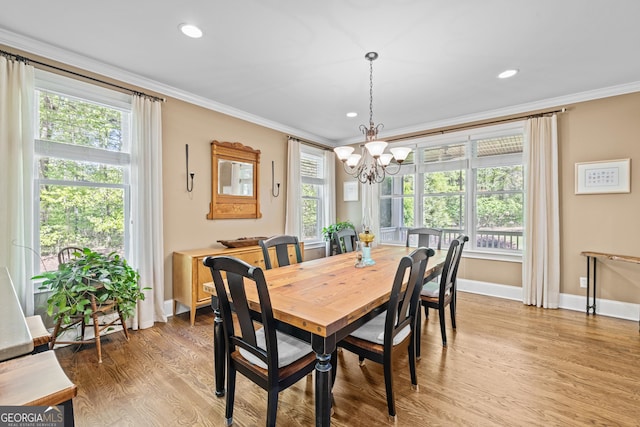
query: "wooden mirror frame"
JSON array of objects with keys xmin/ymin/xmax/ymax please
[{"xmin": 207, "ymin": 140, "xmax": 262, "ymax": 219}]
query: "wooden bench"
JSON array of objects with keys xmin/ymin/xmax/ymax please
[
  {"xmin": 0, "ymin": 351, "xmax": 77, "ymax": 425},
  {"xmin": 26, "ymin": 315, "xmax": 51, "ymax": 352}
]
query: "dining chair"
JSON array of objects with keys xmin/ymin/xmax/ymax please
[
  {"xmin": 331, "ymin": 227, "xmax": 358, "ymax": 254},
  {"xmin": 258, "ymin": 235, "xmax": 303, "ymax": 269},
  {"xmin": 336, "ymin": 247, "xmax": 434, "ymax": 421},
  {"xmin": 203, "ymin": 255, "xmax": 317, "ymax": 427},
  {"xmin": 57, "ymin": 246, "xmax": 83, "ymax": 264},
  {"xmin": 417, "ymin": 234, "xmax": 468, "ymax": 350},
  {"xmin": 405, "ymin": 227, "xmax": 443, "ymax": 250}
]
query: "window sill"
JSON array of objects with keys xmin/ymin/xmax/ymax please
[{"xmin": 463, "ymin": 250, "xmax": 522, "ymax": 263}]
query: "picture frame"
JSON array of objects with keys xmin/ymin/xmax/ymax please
[
  {"xmin": 343, "ymin": 181, "xmax": 359, "ymax": 201},
  {"xmin": 575, "ymin": 158, "xmax": 630, "ymax": 194}
]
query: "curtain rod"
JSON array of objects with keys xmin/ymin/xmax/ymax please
[
  {"xmin": 1, "ymin": 48, "xmax": 166, "ymax": 103},
  {"xmin": 287, "ymin": 135, "xmax": 332, "ymax": 151},
  {"xmin": 387, "ymin": 107, "xmax": 566, "ymax": 143}
]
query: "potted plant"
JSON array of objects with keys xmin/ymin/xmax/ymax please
[
  {"xmin": 322, "ymin": 220, "xmax": 355, "ymax": 256},
  {"xmin": 34, "ymin": 248, "xmax": 146, "ymax": 326}
]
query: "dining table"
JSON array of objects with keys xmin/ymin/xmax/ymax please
[
  {"xmin": 203, "ymin": 244, "xmax": 447, "ymax": 427},
  {"xmin": 0, "ymin": 267, "xmax": 34, "ymax": 362}
]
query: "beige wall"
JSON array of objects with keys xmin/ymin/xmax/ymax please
[{"xmin": 162, "ymin": 98, "xmax": 291, "ymax": 300}]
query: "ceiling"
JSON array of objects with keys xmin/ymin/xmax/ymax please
[{"xmin": 2, "ymin": 1, "xmax": 640, "ymax": 146}]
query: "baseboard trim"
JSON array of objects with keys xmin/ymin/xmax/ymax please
[{"xmin": 457, "ymin": 279, "xmax": 640, "ymax": 322}]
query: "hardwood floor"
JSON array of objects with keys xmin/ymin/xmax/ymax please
[{"xmin": 55, "ymin": 292, "xmax": 640, "ymax": 426}]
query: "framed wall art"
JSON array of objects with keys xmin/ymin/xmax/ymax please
[
  {"xmin": 343, "ymin": 181, "xmax": 359, "ymax": 201},
  {"xmin": 575, "ymin": 158, "xmax": 630, "ymax": 194}
]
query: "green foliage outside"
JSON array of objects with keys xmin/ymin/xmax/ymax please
[{"xmin": 37, "ymin": 91, "xmax": 127, "ymax": 258}]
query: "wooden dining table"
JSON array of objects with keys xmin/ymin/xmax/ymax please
[{"xmin": 204, "ymin": 245, "xmax": 447, "ymax": 427}]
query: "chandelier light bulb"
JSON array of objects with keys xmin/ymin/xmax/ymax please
[
  {"xmin": 334, "ymin": 146, "xmax": 355, "ymax": 161},
  {"xmin": 346, "ymin": 154, "xmax": 361, "ymax": 167},
  {"xmin": 389, "ymin": 146, "xmax": 411, "ymax": 163},
  {"xmin": 365, "ymin": 140, "xmax": 388, "ymax": 158}
]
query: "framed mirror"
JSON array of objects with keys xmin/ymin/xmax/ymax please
[{"xmin": 207, "ymin": 140, "xmax": 262, "ymax": 219}]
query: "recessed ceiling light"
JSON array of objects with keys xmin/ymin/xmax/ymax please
[
  {"xmin": 498, "ymin": 69, "xmax": 519, "ymax": 79},
  {"xmin": 179, "ymin": 23, "xmax": 203, "ymax": 39},
  {"xmin": 346, "ymin": 112, "xmax": 358, "ymax": 118}
]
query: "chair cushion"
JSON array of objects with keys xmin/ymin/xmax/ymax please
[
  {"xmin": 349, "ymin": 311, "xmax": 411, "ymax": 346},
  {"xmin": 239, "ymin": 328, "xmax": 312, "ymax": 369},
  {"xmin": 421, "ymin": 280, "xmax": 440, "ymax": 297}
]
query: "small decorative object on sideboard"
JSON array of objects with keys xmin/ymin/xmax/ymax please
[{"xmin": 217, "ymin": 236, "xmax": 268, "ymax": 248}]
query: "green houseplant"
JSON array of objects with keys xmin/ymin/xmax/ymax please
[{"xmin": 34, "ymin": 248, "xmax": 146, "ymax": 326}]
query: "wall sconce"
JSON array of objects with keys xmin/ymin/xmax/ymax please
[
  {"xmin": 271, "ymin": 161, "xmax": 280, "ymax": 197},
  {"xmin": 185, "ymin": 144, "xmax": 195, "ymax": 192}
]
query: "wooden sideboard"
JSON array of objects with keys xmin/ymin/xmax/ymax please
[{"xmin": 173, "ymin": 243, "xmax": 303, "ymax": 325}]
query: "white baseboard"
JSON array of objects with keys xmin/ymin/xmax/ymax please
[{"xmin": 457, "ymin": 279, "xmax": 640, "ymax": 322}]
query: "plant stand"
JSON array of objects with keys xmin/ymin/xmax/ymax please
[{"xmin": 49, "ymin": 293, "xmax": 129, "ymax": 363}]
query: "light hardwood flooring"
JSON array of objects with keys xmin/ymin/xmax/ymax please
[{"xmin": 54, "ymin": 292, "xmax": 640, "ymax": 426}]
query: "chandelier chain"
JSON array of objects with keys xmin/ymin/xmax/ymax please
[{"xmin": 369, "ymin": 58, "xmax": 374, "ymax": 126}]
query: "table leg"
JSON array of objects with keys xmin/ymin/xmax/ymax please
[
  {"xmin": 213, "ymin": 301, "xmax": 225, "ymax": 397},
  {"xmin": 312, "ymin": 335, "xmax": 335, "ymax": 427},
  {"xmin": 586, "ymin": 256, "xmax": 597, "ymax": 315}
]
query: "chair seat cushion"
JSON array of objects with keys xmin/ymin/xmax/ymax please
[
  {"xmin": 349, "ymin": 311, "xmax": 410, "ymax": 346},
  {"xmin": 239, "ymin": 328, "xmax": 312, "ymax": 369},
  {"xmin": 421, "ymin": 280, "xmax": 441, "ymax": 298}
]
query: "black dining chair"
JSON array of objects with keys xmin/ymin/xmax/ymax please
[
  {"xmin": 258, "ymin": 235, "xmax": 303, "ymax": 270},
  {"xmin": 417, "ymin": 234, "xmax": 468, "ymax": 351},
  {"xmin": 406, "ymin": 227, "xmax": 443, "ymax": 250},
  {"xmin": 203, "ymin": 256, "xmax": 317, "ymax": 427},
  {"xmin": 335, "ymin": 247, "xmax": 434, "ymax": 421},
  {"xmin": 331, "ymin": 227, "xmax": 358, "ymax": 255}
]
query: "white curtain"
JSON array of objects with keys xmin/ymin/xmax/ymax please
[
  {"xmin": 522, "ymin": 114, "xmax": 560, "ymax": 308},
  {"xmin": 130, "ymin": 95, "xmax": 166, "ymax": 328},
  {"xmin": 0, "ymin": 56, "xmax": 35, "ymax": 314},
  {"xmin": 285, "ymin": 137, "xmax": 301, "ymax": 236},
  {"xmin": 324, "ymin": 150, "xmax": 336, "ymax": 229}
]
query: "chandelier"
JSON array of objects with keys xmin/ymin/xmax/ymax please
[{"xmin": 334, "ymin": 52, "xmax": 411, "ymax": 185}]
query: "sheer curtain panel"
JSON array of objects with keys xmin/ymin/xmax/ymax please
[
  {"xmin": 522, "ymin": 114, "xmax": 560, "ymax": 308},
  {"xmin": 130, "ymin": 95, "xmax": 166, "ymax": 328},
  {"xmin": 285, "ymin": 137, "xmax": 301, "ymax": 236},
  {"xmin": 0, "ymin": 56, "xmax": 34, "ymax": 313}
]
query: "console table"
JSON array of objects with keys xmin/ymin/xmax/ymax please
[
  {"xmin": 581, "ymin": 251, "xmax": 640, "ymax": 328},
  {"xmin": 173, "ymin": 243, "xmax": 302, "ymax": 325}
]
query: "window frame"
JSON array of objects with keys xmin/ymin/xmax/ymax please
[
  {"xmin": 299, "ymin": 144, "xmax": 328, "ymax": 243},
  {"xmin": 380, "ymin": 121, "xmax": 524, "ymax": 261},
  {"xmin": 33, "ymin": 70, "xmax": 133, "ymax": 275}
]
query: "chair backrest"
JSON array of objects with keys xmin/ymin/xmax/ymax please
[
  {"xmin": 258, "ymin": 235, "xmax": 302, "ymax": 269},
  {"xmin": 406, "ymin": 228, "xmax": 443, "ymax": 250},
  {"xmin": 203, "ymin": 256, "xmax": 280, "ymax": 372},
  {"xmin": 383, "ymin": 247, "xmax": 434, "ymax": 349},
  {"xmin": 332, "ymin": 227, "xmax": 358, "ymax": 254},
  {"xmin": 57, "ymin": 246, "xmax": 83, "ymax": 265},
  {"xmin": 436, "ymin": 235, "xmax": 469, "ymax": 302}
]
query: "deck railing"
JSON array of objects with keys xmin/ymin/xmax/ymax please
[{"xmin": 380, "ymin": 227, "xmax": 523, "ymax": 251}]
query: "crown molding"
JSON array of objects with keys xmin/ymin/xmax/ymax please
[{"xmin": 0, "ymin": 28, "xmax": 332, "ymax": 146}]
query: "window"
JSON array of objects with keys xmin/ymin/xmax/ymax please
[
  {"xmin": 300, "ymin": 145, "xmax": 327, "ymax": 242},
  {"xmin": 379, "ymin": 123, "xmax": 524, "ymax": 255},
  {"xmin": 34, "ymin": 72, "xmax": 132, "ymax": 272}
]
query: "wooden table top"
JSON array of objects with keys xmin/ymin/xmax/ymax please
[
  {"xmin": 204, "ymin": 245, "xmax": 447, "ymax": 337},
  {"xmin": 0, "ymin": 267, "xmax": 34, "ymax": 362},
  {"xmin": 581, "ymin": 251, "xmax": 640, "ymax": 265}
]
